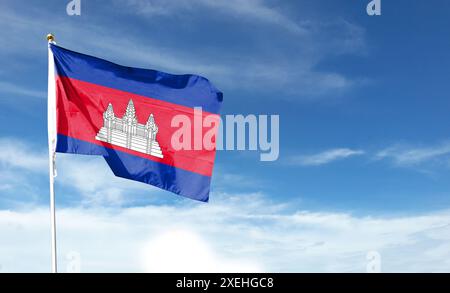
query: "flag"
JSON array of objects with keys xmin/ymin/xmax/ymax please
[{"xmin": 49, "ymin": 44, "xmax": 223, "ymax": 202}]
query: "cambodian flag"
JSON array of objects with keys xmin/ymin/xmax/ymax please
[{"xmin": 48, "ymin": 44, "xmax": 223, "ymax": 202}]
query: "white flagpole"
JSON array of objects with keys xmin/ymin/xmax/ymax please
[{"xmin": 47, "ymin": 33, "xmax": 58, "ymax": 273}]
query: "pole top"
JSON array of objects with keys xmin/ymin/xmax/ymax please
[{"xmin": 46, "ymin": 34, "xmax": 55, "ymax": 43}]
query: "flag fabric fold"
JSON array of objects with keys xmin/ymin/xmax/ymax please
[{"xmin": 50, "ymin": 44, "xmax": 223, "ymax": 202}]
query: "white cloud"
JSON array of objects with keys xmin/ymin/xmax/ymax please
[
  {"xmin": 0, "ymin": 195, "xmax": 449, "ymax": 272},
  {"xmin": 0, "ymin": 137, "xmax": 54, "ymax": 205},
  {"xmin": 0, "ymin": 81, "xmax": 46, "ymax": 100},
  {"xmin": 0, "ymin": 138, "xmax": 47, "ymax": 172},
  {"xmin": 141, "ymin": 229, "xmax": 261, "ymax": 273},
  {"xmin": 291, "ymin": 148, "xmax": 365, "ymax": 166},
  {"xmin": 121, "ymin": 0, "xmax": 307, "ymax": 34},
  {"xmin": 287, "ymin": 141, "xmax": 450, "ymax": 169},
  {"xmin": 376, "ymin": 142, "xmax": 450, "ymax": 167}
]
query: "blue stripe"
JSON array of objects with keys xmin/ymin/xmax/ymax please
[
  {"xmin": 56, "ymin": 135, "xmax": 211, "ymax": 202},
  {"xmin": 50, "ymin": 44, "xmax": 223, "ymax": 114}
]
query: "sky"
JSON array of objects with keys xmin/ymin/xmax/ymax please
[{"xmin": 0, "ymin": 0, "xmax": 450, "ymax": 272}]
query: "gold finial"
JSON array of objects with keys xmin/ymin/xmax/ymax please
[{"xmin": 46, "ymin": 34, "xmax": 55, "ymax": 43}]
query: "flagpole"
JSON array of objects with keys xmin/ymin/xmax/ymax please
[{"xmin": 47, "ymin": 33, "xmax": 58, "ymax": 273}]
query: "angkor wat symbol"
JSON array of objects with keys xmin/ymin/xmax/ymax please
[{"xmin": 95, "ymin": 99, "xmax": 163, "ymax": 158}]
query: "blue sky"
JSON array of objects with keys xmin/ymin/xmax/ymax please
[{"xmin": 0, "ymin": 0, "xmax": 450, "ymax": 272}]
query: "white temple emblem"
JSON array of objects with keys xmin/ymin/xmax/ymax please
[{"xmin": 95, "ymin": 99, "xmax": 163, "ymax": 158}]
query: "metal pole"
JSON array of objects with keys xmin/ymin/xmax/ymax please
[
  {"xmin": 47, "ymin": 33, "xmax": 58, "ymax": 273},
  {"xmin": 49, "ymin": 154, "xmax": 57, "ymax": 273}
]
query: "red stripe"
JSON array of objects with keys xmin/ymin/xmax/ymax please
[{"xmin": 56, "ymin": 77, "xmax": 219, "ymax": 177}]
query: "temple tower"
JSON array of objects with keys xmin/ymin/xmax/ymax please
[
  {"xmin": 123, "ymin": 99, "xmax": 137, "ymax": 149},
  {"xmin": 145, "ymin": 114, "xmax": 158, "ymax": 154},
  {"xmin": 103, "ymin": 103, "xmax": 115, "ymax": 143}
]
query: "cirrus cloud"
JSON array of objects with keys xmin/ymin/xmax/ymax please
[{"xmin": 289, "ymin": 148, "xmax": 365, "ymax": 166}]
